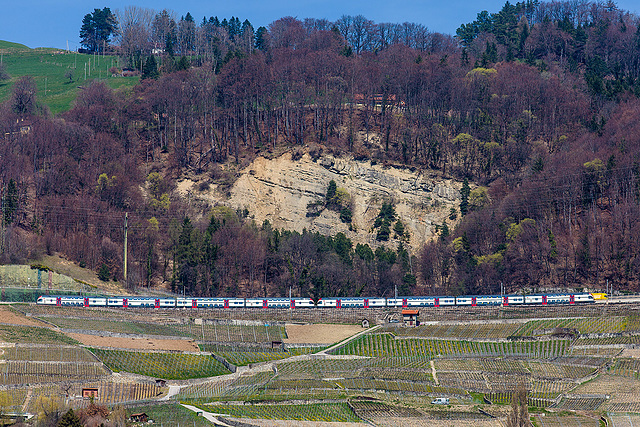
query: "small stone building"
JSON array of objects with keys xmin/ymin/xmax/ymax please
[
  {"xmin": 82, "ymin": 388, "xmax": 99, "ymax": 399},
  {"xmin": 402, "ymin": 309, "xmax": 419, "ymax": 326}
]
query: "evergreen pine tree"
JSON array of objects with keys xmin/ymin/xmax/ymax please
[
  {"xmin": 376, "ymin": 221, "xmax": 391, "ymax": 241},
  {"xmin": 79, "ymin": 8, "xmax": 117, "ymax": 53},
  {"xmin": 58, "ymin": 409, "xmax": 82, "ymax": 427},
  {"xmin": 440, "ymin": 221, "xmax": 450, "ymax": 241},
  {"xmin": 255, "ymin": 26, "xmax": 268, "ymax": 51},
  {"xmin": 98, "ymin": 264, "xmax": 110, "ymax": 282},
  {"xmin": 460, "ymin": 178, "xmax": 470, "ymax": 216},
  {"xmin": 325, "ymin": 180, "xmax": 337, "ymax": 206},
  {"xmin": 142, "ymin": 56, "xmax": 159, "ymax": 79},
  {"xmin": 394, "ymin": 220, "xmax": 405, "ymax": 239},
  {"xmin": 4, "ymin": 179, "xmax": 18, "ymax": 224}
]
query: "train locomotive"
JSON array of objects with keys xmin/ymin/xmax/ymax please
[{"xmin": 36, "ymin": 292, "xmax": 597, "ymax": 308}]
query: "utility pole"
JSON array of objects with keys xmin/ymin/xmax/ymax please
[
  {"xmin": 123, "ymin": 212, "xmax": 128, "ymax": 286},
  {"xmin": 0, "ymin": 186, "xmax": 4, "ymax": 254}
]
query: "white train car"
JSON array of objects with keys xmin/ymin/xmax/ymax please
[
  {"xmin": 316, "ymin": 297, "xmax": 385, "ymax": 308},
  {"xmin": 264, "ymin": 298, "xmax": 291, "ymax": 309},
  {"xmin": 391, "ymin": 297, "xmax": 438, "ymax": 307},
  {"xmin": 108, "ymin": 297, "xmax": 129, "ymax": 307},
  {"xmin": 125, "ymin": 297, "xmax": 155, "ymax": 308},
  {"xmin": 525, "ymin": 294, "xmax": 546, "ymax": 305},
  {"xmin": 455, "ymin": 296, "xmax": 474, "ymax": 306},
  {"xmin": 544, "ymin": 293, "xmax": 594, "ymax": 304},
  {"xmin": 245, "ymin": 298, "xmax": 269, "ymax": 308},
  {"xmin": 435, "ymin": 296, "xmax": 456, "ymax": 307},
  {"xmin": 116, "ymin": 297, "xmax": 175, "ymax": 308},
  {"xmin": 575, "ymin": 293, "xmax": 595, "ymax": 303},
  {"xmin": 256, "ymin": 298, "xmax": 316, "ymax": 308},
  {"xmin": 386, "ymin": 297, "xmax": 426, "ymax": 307},
  {"xmin": 387, "ymin": 296, "xmax": 454, "ymax": 307},
  {"xmin": 475, "ymin": 295, "xmax": 503, "ymax": 306},
  {"xmin": 37, "ymin": 295, "xmax": 58, "ymax": 305},
  {"xmin": 83, "ymin": 297, "xmax": 107, "ymax": 307},
  {"xmin": 545, "ymin": 293, "xmax": 572, "ymax": 304},
  {"xmin": 316, "ymin": 297, "xmax": 339, "ymax": 308},
  {"xmin": 457, "ymin": 295, "xmax": 523, "ymax": 306},
  {"xmin": 502, "ymin": 295, "xmax": 524, "ymax": 305},
  {"xmin": 156, "ymin": 298, "xmax": 176, "ymax": 308},
  {"xmin": 37, "ymin": 295, "xmax": 93, "ymax": 306},
  {"xmin": 291, "ymin": 298, "xmax": 315, "ymax": 308},
  {"xmin": 176, "ymin": 298, "xmax": 245, "ymax": 308},
  {"xmin": 54, "ymin": 296, "xmax": 85, "ymax": 306}
]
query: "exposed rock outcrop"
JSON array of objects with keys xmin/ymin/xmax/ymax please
[{"xmin": 181, "ymin": 153, "xmax": 460, "ymax": 251}]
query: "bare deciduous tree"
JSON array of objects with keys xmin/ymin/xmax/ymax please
[
  {"xmin": 11, "ymin": 76, "xmax": 37, "ymax": 117},
  {"xmin": 116, "ymin": 6, "xmax": 154, "ymax": 66},
  {"xmin": 506, "ymin": 385, "xmax": 531, "ymax": 427}
]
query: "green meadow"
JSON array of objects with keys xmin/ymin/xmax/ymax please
[{"xmin": 0, "ymin": 40, "xmax": 139, "ymax": 115}]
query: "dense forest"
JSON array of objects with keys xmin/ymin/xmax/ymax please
[{"xmin": 1, "ymin": 0, "xmax": 640, "ymax": 298}]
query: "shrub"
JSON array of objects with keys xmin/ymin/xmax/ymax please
[
  {"xmin": 98, "ymin": 264, "xmax": 110, "ymax": 282},
  {"xmin": 340, "ymin": 207, "xmax": 352, "ymax": 223}
]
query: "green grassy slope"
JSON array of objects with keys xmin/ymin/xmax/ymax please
[
  {"xmin": 0, "ymin": 41, "xmax": 139, "ymax": 114},
  {"xmin": 0, "ymin": 40, "xmax": 30, "ymax": 50}
]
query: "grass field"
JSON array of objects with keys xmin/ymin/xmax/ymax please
[
  {"xmin": 0, "ymin": 43, "xmax": 139, "ymax": 115},
  {"xmin": 0, "ymin": 41, "xmax": 31, "ymax": 50}
]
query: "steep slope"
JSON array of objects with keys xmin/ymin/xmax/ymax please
[{"xmin": 179, "ymin": 153, "xmax": 460, "ymax": 250}]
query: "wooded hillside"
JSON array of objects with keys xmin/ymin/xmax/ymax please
[{"xmin": 1, "ymin": 0, "xmax": 639, "ymax": 297}]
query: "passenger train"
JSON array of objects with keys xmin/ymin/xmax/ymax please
[{"xmin": 36, "ymin": 292, "xmax": 599, "ymax": 308}]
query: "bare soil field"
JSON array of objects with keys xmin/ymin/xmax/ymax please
[
  {"xmin": 65, "ymin": 332, "xmax": 200, "ymax": 351},
  {"xmin": 284, "ymin": 323, "xmax": 363, "ymax": 344},
  {"xmin": 0, "ymin": 306, "xmax": 45, "ymax": 327}
]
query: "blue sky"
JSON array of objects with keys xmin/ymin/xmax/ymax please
[{"xmin": 3, "ymin": 0, "xmax": 639, "ymax": 50}]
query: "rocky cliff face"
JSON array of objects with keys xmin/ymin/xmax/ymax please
[{"xmin": 180, "ymin": 153, "xmax": 461, "ymax": 251}]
